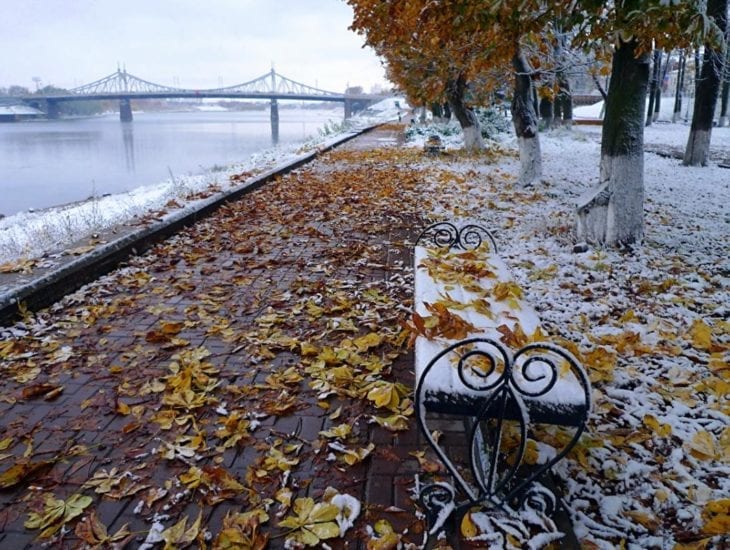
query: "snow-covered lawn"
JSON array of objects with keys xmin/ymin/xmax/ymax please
[{"xmin": 406, "ymin": 121, "xmax": 728, "ymax": 548}]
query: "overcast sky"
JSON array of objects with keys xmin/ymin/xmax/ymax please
[{"xmin": 1, "ymin": 0, "xmax": 387, "ymax": 93}]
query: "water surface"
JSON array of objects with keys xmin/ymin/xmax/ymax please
[{"xmin": 0, "ymin": 108, "xmax": 341, "ymax": 216}]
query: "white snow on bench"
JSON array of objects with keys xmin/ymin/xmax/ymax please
[{"xmin": 414, "ymin": 245, "xmax": 586, "ymax": 410}]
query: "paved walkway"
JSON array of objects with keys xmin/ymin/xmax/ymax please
[{"xmin": 0, "ymin": 125, "xmax": 438, "ymax": 548}]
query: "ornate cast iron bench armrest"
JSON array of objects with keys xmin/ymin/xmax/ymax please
[{"xmin": 412, "ymin": 222, "xmax": 592, "ymax": 544}]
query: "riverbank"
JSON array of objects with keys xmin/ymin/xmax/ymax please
[{"xmin": 0, "ymin": 121, "xmax": 727, "ymax": 548}]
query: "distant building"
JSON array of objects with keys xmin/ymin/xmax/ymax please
[{"xmin": 0, "ymin": 99, "xmax": 44, "ymax": 122}]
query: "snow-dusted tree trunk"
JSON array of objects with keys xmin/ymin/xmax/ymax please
[
  {"xmin": 673, "ymin": 51, "xmax": 686, "ymax": 123},
  {"xmin": 720, "ymin": 78, "xmax": 729, "ymax": 126},
  {"xmin": 646, "ymin": 49, "xmax": 661, "ymax": 127},
  {"xmin": 718, "ymin": 46, "xmax": 729, "ymax": 126},
  {"xmin": 445, "ymin": 75, "xmax": 483, "ymax": 151},
  {"xmin": 684, "ymin": 0, "xmax": 727, "ymax": 165},
  {"xmin": 511, "ymin": 50, "xmax": 542, "ymax": 186},
  {"xmin": 577, "ymin": 39, "xmax": 649, "ymax": 247}
]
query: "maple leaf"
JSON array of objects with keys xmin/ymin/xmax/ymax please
[
  {"xmin": 366, "ymin": 381, "xmax": 402, "ymax": 411},
  {"xmin": 701, "ymin": 499, "xmax": 730, "ymax": 536},
  {"xmin": 354, "ymin": 332, "xmax": 384, "ymax": 352},
  {"xmin": 366, "ymin": 518, "xmax": 401, "ymax": 549},
  {"xmin": 328, "ymin": 442, "xmax": 375, "ymax": 465},
  {"xmin": 161, "ymin": 511, "xmax": 202, "ymax": 549},
  {"xmin": 496, "ymin": 323, "xmax": 529, "ymax": 348},
  {"xmin": 684, "ymin": 431, "xmax": 718, "ymax": 461},
  {"xmin": 373, "ymin": 414, "xmax": 410, "ymax": 432},
  {"xmin": 82, "ymin": 467, "xmax": 123, "ymax": 494},
  {"xmin": 216, "ymin": 411, "xmax": 252, "ymax": 448},
  {"xmin": 278, "ymin": 497, "xmax": 341, "ymax": 547},
  {"xmin": 319, "ymin": 423, "xmax": 352, "ymax": 439},
  {"xmin": 213, "ymin": 509, "xmax": 270, "ymax": 550},
  {"xmin": 25, "ymin": 493, "xmax": 92, "ymax": 539},
  {"xmin": 75, "ymin": 511, "xmax": 132, "ymax": 548},
  {"xmin": 0, "ymin": 458, "xmax": 57, "ymax": 489}
]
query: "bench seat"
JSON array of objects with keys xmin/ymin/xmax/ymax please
[{"xmin": 414, "ymin": 245, "xmax": 588, "ymax": 426}]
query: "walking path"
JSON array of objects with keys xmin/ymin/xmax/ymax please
[{"xmin": 0, "ymin": 124, "xmax": 434, "ymax": 548}]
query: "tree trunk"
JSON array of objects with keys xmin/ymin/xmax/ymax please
[
  {"xmin": 443, "ymin": 102, "xmax": 452, "ymax": 121},
  {"xmin": 673, "ymin": 51, "xmax": 686, "ymax": 123},
  {"xmin": 431, "ymin": 102, "xmax": 443, "ymax": 122},
  {"xmin": 684, "ymin": 0, "xmax": 727, "ymax": 165},
  {"xmin": 576, "ymin": 39, "xmax": 649, "ymax": 247},
  {"xmin": 557, "ymin": 73, "xmax": 573, "ymax": 125},
  {"xmin": 539, "ymin": 96, "xmax": 554, "ymax": 129},
  {"xmin": 720, "ymin": 79, "xmax": 729, "ymax": 126},
  {"xmin": 655, "ymin": 51, "xmax": 670, "ymax": 121},
  {"xmin": 646, "ymin": 49, "xmax": 661, "ymax": 126},
  {"xmin": 719, "ymin": 47, "xmax": 729, "ymax": 126},
  {"xmin": 511, "ymin": 50, "xmax": 542, "ymax": 185},
  {"xmin": 445, "ymin": 75, "xmax": 484, "ymax": 151}
]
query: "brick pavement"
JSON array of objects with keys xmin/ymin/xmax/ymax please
[{"xmin": 0, "ymin": 124, "xmax": 449, "ymax": 548}]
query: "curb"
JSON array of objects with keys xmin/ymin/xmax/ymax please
[{"xmin": 0, "ymin": 123, "xmax": 382, "ymax": 326}]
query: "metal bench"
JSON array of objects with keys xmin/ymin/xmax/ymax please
[{"xmin": 412, "ymin": 222, "xmax": 592, "ymax": 545}]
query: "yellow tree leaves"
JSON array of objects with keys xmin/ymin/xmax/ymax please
[
  {"xmin": 161, "ymin": 512, "xmax": 203, "ymax": 549},
  {"xmin": 25, "ymin": 493, "xmax": 92, "ymax": 539},
  {"xmin": 407, "ymin": 304, "xmax": 477, "ymax": 341},
  {"xmin": 75, "ymin": 511, "xmax": 132, "ymax": 548},
  {"xmin": 213, "ymin": 509, "xmax": 269, "ymax": 550},
  {"xmin": 684, "ymin": 431, "xmax": 721, "ymax": 462},
  {"xmin": 179, "ymin": 465, "xmax": 245, "ymax": 505},
  {"xmin": 278, "ymin": 497, "xmax": 341, "ymax": 547},
  {"xmin": 701, "ymin": 499, "xmax": 730, "ymax": 536}
]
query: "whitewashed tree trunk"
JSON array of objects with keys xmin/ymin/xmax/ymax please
[
  {"xmin": 511, "ymin": 50, "xmax": 542, "ymax": 186},
  {"xmin": 446, "ymin": 75, "xmax": 484, "ymax": 152},
  {"xmin": 684, "ymin": 0, "xmax": 727, "ymax": 165},
  {"xmin": 576, "ymin": 39, "xmax": 649, "ymax": 247}
]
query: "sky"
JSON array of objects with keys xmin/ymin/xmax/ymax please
[{"xmin": 0, "ymin": 0, "xmax": 388, "ymax": 93}]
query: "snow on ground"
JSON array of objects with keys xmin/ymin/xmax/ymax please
[
  {"xmin": 0, "ymin": 101, "xmax": 403, "ymax": 266},
  {"xmin": 402, "ymin": 120, "xmax": 728, "ymax": 548}
]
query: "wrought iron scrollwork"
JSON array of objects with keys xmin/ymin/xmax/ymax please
[
  {"xmin": 419, "ymin": 482, "xmax": 456, "ymax": 536},
  {"xmin": 416, "ymin": 222, "xmax": 498, "ymax": 253},
  {"xmin": 416, "ymin": 338, "xmax": 591, "ymax": 541}
]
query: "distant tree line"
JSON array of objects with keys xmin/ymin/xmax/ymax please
[{"xmin": 0, "ymin": 84, "xmax": 108, "ymax": 116}]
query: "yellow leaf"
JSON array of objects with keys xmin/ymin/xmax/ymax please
[
  {"xmin": 162, "ymin": 511, "xmax": 202, "ymax": 549},
  {"xmin": 625, "ymin": 510, "xmax": 660, "ymax": 531},
  {"xmin": 319, "ymin": 423, "xmax": 352, "ymax": 439},
  {"xmin": 685, "ymin": 431, "xmax": 718, "ymax": 461},
  {"xmin": 689, "ymin": 319, "xmax": 713, "ymax": 351},
  {"xmin": 0, "ymin": 437, "xmax": 13, "ymax": 451},
  {"xmin": 354, "ymin": 332, "xmax": 384, "ymax": 352},
  {"xmin": 367, "ymin": 518, "xmax": 401, "ymax": 549},
  {"xmin": 701, "ymin": 499, "xmax": 730, "ymax": 536},
  {"xmin": 367, "ymin": 382, "xmax": 400, "ymax": 411},
  {"xmin": 643, "ymin": 414, "xmax": 672, "ymax": 438},
  {"xmin": 461, "ymin": 511, "xmax": 478, "ymax": 538},
  {"xmin": 584, "ymin": 347, "xmax": 616, "ymax": 384}
]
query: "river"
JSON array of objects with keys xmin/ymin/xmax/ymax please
[{"xmin": 0, "ymin": 107, "xmax": 342, "ymax": 217}]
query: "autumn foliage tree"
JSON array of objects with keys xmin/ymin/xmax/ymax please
[{"xmin": 347, "ymin": 1, "xmax": 493, "ymax": 151}]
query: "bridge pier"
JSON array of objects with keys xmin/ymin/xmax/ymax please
[
  {"xmin": 46, "ymin": 100, "xmax": 61, "ymax": 119},
  {"xmin": 119, "ymin": 99, "xmax": 133, "ymax": 122},
  {"xmin": 344, "ymin": 99, "xmax": 353, "ymax": 120},
  {"xmin": 270, "ymin": 99, "xmax": 279, "ymax": 143}
]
